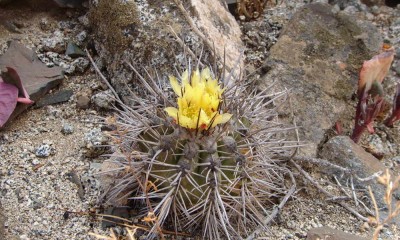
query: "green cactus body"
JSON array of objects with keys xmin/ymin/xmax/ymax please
[
  {"xmin": 103, "ymin": 66, "xmax": 294, "ymax": 239},
  {"xmin": 139, "ymin": 124, "xmax": 246, "ymax": 206}
]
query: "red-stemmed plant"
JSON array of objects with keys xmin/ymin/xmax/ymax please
[{"xmin": 351, "ymin": 47, "xmax": 395, "ymax": 143}]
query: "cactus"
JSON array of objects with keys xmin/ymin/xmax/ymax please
[{"xmin": 101, "ymin": 63, "xmax": 295, "ymax": 239}]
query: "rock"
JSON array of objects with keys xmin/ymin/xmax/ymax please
[
  {"xmin": 319, "ymin": 136, "xmax": 393, "ymax": 207},
  {"xmin": 75, "ymin": 90, "xmax": 91, "ymax": 109},
  {"xmin": 42, "ymin": 30, "xmax": 66, "ymax": 53},
  {"xmin": 307, "ymin": 226, "xmax": 369, "ymax": 240},
  {"xmin": 65, "ymin": 42, "xmax": 86, "ymax": 58},
  {"xmin": 61, "ymin": 123, "xmax": 74, "ymax": 135},
  {"xmin": 76, "ymin": 31, "xmax": 87, "ymax": 44},
  {"xmin": 91, "ymin": 90, "xmax": 115, "ymax": 110},
  {"xmin": 259, "ymin": 3, "xmax": 382, "ymax": 156},
  {"xmin": 59, "ymin": 62, "xmax": 75, "ymax": 74},
  {"xmin": 71, "ymin": 57, "xmax": 89, "ymax": 73},
  {"xmin": 189, "ymin": 0, "xmax": 243, "ymax": 76},
  {"xmin": 0, "ymin": 41, "xmax": 64, "ymax": 127},
  {"xmin": 35, "ymin": 144, "xmax": 52, "ymax": 158},
  {"xmin": 98, "ymin": 158, "xmax": 129, "ymax": 205},
  {"xmin": 365, "ymin": 134, "xmax": 391, "ymax": 159},
  {"xmin": 34, "ymin": 89, "xmax": 73, "ymax": 108},
  {"xmin": 83, "ymin": 128, "xmax": 109, "ymax": 157}
]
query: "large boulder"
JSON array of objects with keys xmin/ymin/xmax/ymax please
[{"xmin": 259, "ymin": 3, "xmax": 382, "ymax": 156}]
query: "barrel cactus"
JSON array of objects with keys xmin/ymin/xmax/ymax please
[{"xmin": 101, "ymin": 64, "xmax": 295, "ymax": 239}]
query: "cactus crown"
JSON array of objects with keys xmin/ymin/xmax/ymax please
[{"xmin": 102, "ymin": 62, "xmax": 295, "ymax": 239}]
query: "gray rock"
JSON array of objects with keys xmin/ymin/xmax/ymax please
[
  {"xmin": 319, "ymin": 136, "xmax": 392, "ymax": 207},
  {"xmin": 75, "ymin": 31, "xmax": 87, "ymax": 44},
  {"xmin": 91, "ymin": 90, "xmax": 115, "ymax": 110},
  {"xmin": 365, "ymin": 134, "xmax": 391, "ymax": 159},
  {"xmin": 35, "ymin": 144, "xmax": 52, "ymax": 158},
  {"xmin": 65, "ymin": 42, "xmax": 86, "ymax": 58},
  {"xmin": 71, "ymin": 57, "xmax": 89, "ymax": 73},
  {"xmin": 59, "ymin": 61, "xmax": 75, "ymax": 74},
  {"xmin": 0, "ymin": 41, "xmax": 64, "ymax": 127},
  {"xmin": 42, "ymin": 30, "xmax": 66, "ymax": 53},
  {"xmin": 83, "ymin": 128, "xmax": 109, "ymax": 157},
  {"xmin": 34, "ymin": 89, "xmax": 73, "ymax": 108},
  {"xmin": 61, "ymin": 123, "xmax": 74, "ymax": 135},
  {"xmin": 307, "ymin": 226, "xmax": 368, "ymax": 240},
  {"xmin": 260, "ymin": 3, "xmax": 382, "ymax": 156}
]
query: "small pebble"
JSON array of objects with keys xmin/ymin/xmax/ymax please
[
  {"xmin": 35, "ymin": 144, "xmax": 51, "ymax": 158},
  {"xmin": 76, "ymin": 91, "xmax": 91, "ymax": 109},
  {"xmin": 72, "ymin": 57, "xmax": 89, "ymax": 73},
  {"xmin": 91, "ymin": 90, "xmax": 115, "ymax": 110},
  {"xmin": 61, "ymin": 123, "xmax": 74, "ymax": 135}
]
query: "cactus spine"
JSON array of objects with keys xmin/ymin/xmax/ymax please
[{"xmin": 102, "ymin": 64, "xmax": 294, "ymax": 239}]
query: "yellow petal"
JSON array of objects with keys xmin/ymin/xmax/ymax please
[
  {"xmin": 201, "ymin": 68, "xmax": 211, "ymax": 81},
  {"xmin": 211, "ymin": 113, "xmax": 232, "ymax": 127},
  {"xmin": 191, "ymin": 69, "xmax": 201, "ymax": 87},
  {"xmin": 164, "ymin": 107, "xmax": 178, "ymax": 119},
  {"xmin": 179, "ymin": 114, "xmax": 195, "ymax": 129},
  {"xmin": 169, "ymin": 76, "xmax": 182, "ymax": 97},
  {"xmin": 181, "ymin": 70, "xmax": 189, "ymax": 87},
  {"xmin": 198, "ymin": 109, "xmax": 210, "ymax": 129}
]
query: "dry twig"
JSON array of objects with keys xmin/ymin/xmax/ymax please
[
  {"xmin": 369, "ymin": 169, "xmax": 400, "ymax": 240},
  {"xmin": 289, "ymin": 159, "xmax": 369, "ymax": 222}
]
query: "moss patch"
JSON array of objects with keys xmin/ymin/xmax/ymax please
[{"xmin": 89, "ymin": 0, "xmax": 139, "ymax": 54}]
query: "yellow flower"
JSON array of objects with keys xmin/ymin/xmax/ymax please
[{"xmin": 165, "ymin": 68, "xmax": 232, "ymax": 129}]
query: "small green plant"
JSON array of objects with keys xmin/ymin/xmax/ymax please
[
  {"xmin": 368, "ymin": 169, "xmax": 400, "ymax": 240},
  {"xmin": 351, "ymin": 45, "xmax": 395, "ymax": 143},
  {"xmin": 101, "ymin": 63, "xmax": 295, "ymax": 239}
]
